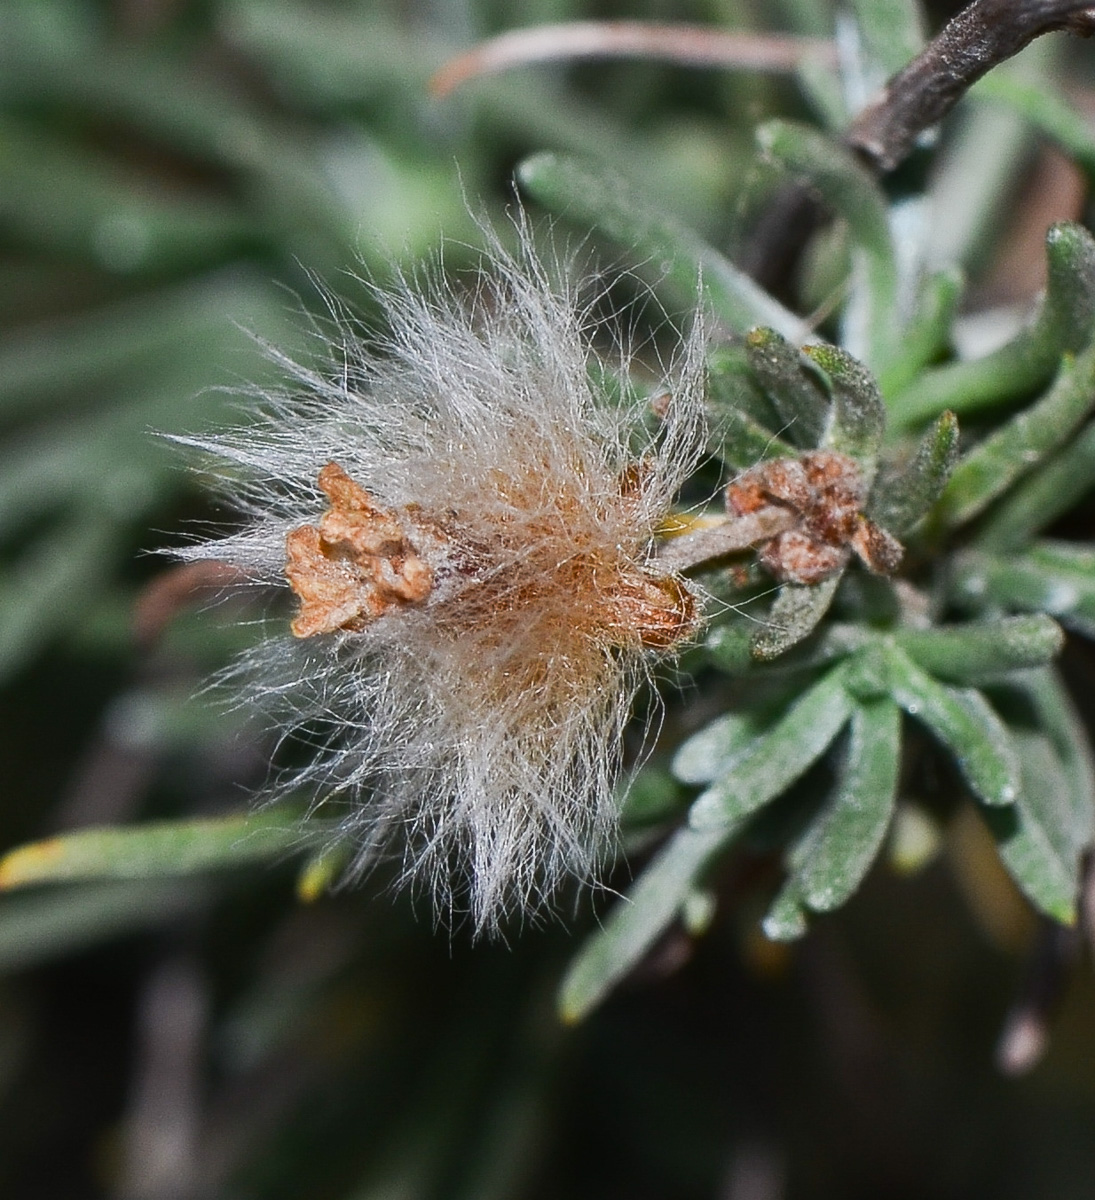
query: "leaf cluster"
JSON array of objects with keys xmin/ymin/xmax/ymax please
[{"xmin": 523, "ymin": 126, "xmax": 1095, "ymax": 1019}]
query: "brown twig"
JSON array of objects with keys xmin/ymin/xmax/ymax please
[
  {"xmin": 434, "ymin": 6, "xmax": 1095, "ymax": 303},
  {"xmin": 430, "ymin": 22, "xmax": 836, "ymax": 97},
  {"xmin": 846, "ymin": 0, "xmax": 1095, "ymax": 172},
  {"xmin": 761, "ymin": 0, "xmax": 1095, "ymax": 293}
]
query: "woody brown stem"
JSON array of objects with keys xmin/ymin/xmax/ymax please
[
  {"xmin": 846, "ymin": 0, "xmax": 1095, "ymax": 172},
  {"xmin": 753, "ymin": 0, "xmax": 1095, "ymax": 294}
]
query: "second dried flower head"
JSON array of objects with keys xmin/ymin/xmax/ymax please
[{"xmin": 182, "ymin": 230, "xmax": 706, "ymax": 934}]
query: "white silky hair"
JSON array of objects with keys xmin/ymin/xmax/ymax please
[{"xmin": 179, "ymin": 223, "xmax": 707, "ymax": 935}]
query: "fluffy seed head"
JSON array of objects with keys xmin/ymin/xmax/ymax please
[{"xmin": 180, "ymin": 228, "xmax": 705, "ymax": 935}]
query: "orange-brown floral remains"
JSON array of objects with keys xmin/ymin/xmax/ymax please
[
  {"xmin": 727, "ymin": 450, "xmax": 903, "ymax": 585},
  {"xmin": 286, "ymin": 462, "xmax": 437, "ymax": 637},
  {"xmin": 285, "ymin": 460, "xmax": 697, "ymax": 652}
]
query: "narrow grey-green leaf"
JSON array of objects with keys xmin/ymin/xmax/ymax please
[
  {"xmin": 0, "ymin": 810, "xmax": 310, "ymax": 889},
  {"xmin": 1038, "ymin": 227, "xmax": 1095, "ymax": 347},
  {"xmin": 559, "ymin": 823, "xmax": 738, "ymax": 1022},
  {"xmin": 708, "ymin": 621, "xmax": 867, "ymax": 677},
  {"xmin": 752, "ymin": 574, "xmax": 843, "ymax": 661},
  {"xmin": 0, "ymin": 518, "xmax": 119, "ymax": 682},
  {"xmin": 708, "ymin": 405, "xmax": 794, "ymax": 470},
  {"xmin": 793, "ymin": 696, "xmax": 902, "ymax": 911},
  {"xmin": 933, "ymin": 337, "xmax": 1095, "ymax": 531},
  {"xmin": 689, "ymin": 666, "xmax": 853, "ymax": 830},
  {"xmin": 701, "ymin": 622, "xmax": 755, "ymax": 674},
  {"xmin": 846, "ymin": 0, "xmax": 925, "ymax": 79},
  {"xmin": 757, "ymin": 120, "xmax": 897, "ymax": 367},
  {"xmin": 975, "ymin": 421, "xmax": 1095, "ymax": 552},
  {"xmin": 869, "ymin": 411, "xmax": 959, "ymax": 535},
  {"xmin": 894, "ymin": 616, "xmax": 1064, "ymax": 683},
  {"xmin": 950, "ymin": 547, "xmax": 1095, "ymax": 638},
  {"xmin": 0, "ymin": 20, "xmax": 353, "ymax": 254},
  {"xmin": 893, "ymin": 222, "xmax": 1095, "ymax": 429},
  {"xmin": 0, "ymin": 276, "xmax": 261, "ymax": 422},
  {"xmin": 672, "ymin": 709, "xmax": 775, "ymax": 786},
  {"xmin": 744, "ymin": 327, "xmax": 829, "ymax": 448},
  {"xmin": 762, "ymin": 882, "xmax": 809, "ymax": 942},
  {"xmin": 975, "ymin": 73, "xmax": 1095, "ymax": 185},
  {"xmin": 518, "ymin": 153, "xmax": 806, "ymax": 339},
  {"xmin": 707, "ymin": 344, "xmax": 780, "ymax": 430},
  {"xmin": 983, "ymin": 730, "xmax": 1079, "ymax": 923},
  {"xmin": 879, "ymin": 267, "xmax": 963, "ymax": 397},
  {"xmin": 796, "ymin": 55, "xmax": 847, "ymax": 132},
  {"xmin": 0, "ymin": 880, "xmax": 208, "ymax": 975},
  {"xmin": 620, "ymin": 765, "xmax": 687, "ymax": 828},
  {"xmin": 882, "ymin": 644, "xmax": 1019, "ymax": 806},
  {"xmin": 0, "ymin": 312, "xmax": 288, "ymax": 540},
  {"xmin": 1013, "ymin": 667, "xmax": 1095, "ymax": 847},
  {"xmin": 0, "ymin": 116, "xmax": 254, "ymax": 273},
  {"xmin": 805, "ymin": 344, "xmax": 886, "ymax": 477}
]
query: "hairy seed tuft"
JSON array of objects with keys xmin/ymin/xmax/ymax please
[{"xmin": 178, "ymin": 227, "xmax": 706, "ymax": 935}]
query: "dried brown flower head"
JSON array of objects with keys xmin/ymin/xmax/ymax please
[
  {"xmin": 178, "ymin": 229, "xmax": 705, "ymax": 934},
  {"xmin": 727, "ymin": 450, "xmax": 903, "ymax": 585}
]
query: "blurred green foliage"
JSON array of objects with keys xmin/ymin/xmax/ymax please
[{"xmin": 6, "ymin": 1, "xmax": 1095, "ymax": 1198}]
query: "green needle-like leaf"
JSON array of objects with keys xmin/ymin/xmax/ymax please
[
  {"xmin": 1014, "ymin": 668, "xmax": 1095, "ymax": 848},
  {"xmin": 707, "ymin": 621, "xmax": 868, "ymax": 677},
  {"xmin": 705, "ymin": 345, "xmax": 793, "ymax": 465},
  {"xmin": 0, "ymin": 116, "xmax": 256, "ymax": 273},
  {"xmin": 894, "ymin": 616, "xmax": 1064, "ymax": 683},
  {"xmin": 752, "ymin": 576, "xmax": 844, "ymax": 661},
  {"xmin": 0, "ymin": 811, "xmax": 311, "ymax": 889},
  {"xmin": 707, "ymin": 345, "xmax": 778, "ymax": 424},
  {"xmin": 933, "ymin": 337, "xmax": 1095, "ymax": 532},
  {"xmin": 879, "ymin": 645, "xmax": 1020, "ymax": 807},
  {"xmin": 805, "ymin": 344, "xmax": 886, "ymax": 479},
  {"xmin": 1023, "ymin": 543, "xmax": 1095, "ymax": 638},
  {"xmin": 762, "ymin": 885, "xmax": 809, "ymax": 941},
  {"xmin": 689, "ymin": 665, "xmax": 853, "ymax": 830},
  {"xmin": 0, "ymin": 276, "xmax": 261, "ymax": 423},
  {"xmin": 295, "ymin": 841, "xmax": 352, "ymax": 903},
  {"xmin": 984, "ymin": 730, "xmax": 1081, "ymax": 923},
  {"xmin": 758, "ymin": 120, "xmax": 898, "ymax": 369},
  {"xmin": 673, "ymin": 709, "xmax": 777, "ymax": 786},
  {"xmin": 0, "ymin": 880, "xmax": 209, "ymax": 975},
  {"xmin": 517, "ymin": 153, "xmax": 806, "ymax": 339},
  {"xmin": 976, "ymin": 73, "xmax": 1095, "ymax": 185},
  {"xmin": 892, "ymin": 222, "xmax": 1095, "ymax": 428},
  {"xmin": 744, "ymin": 327, "xmax": 829, "ymax": 448},
  {"xmin": 1034, "ymin": 223, "xmax": 1095, "ymax": 352},
  {"xmin": 879, "ymin": 267, "xmax": 963, "ymax": 397},
  {"xmin": 0, "ymin": 518, "xmax": 120, "ymax": 683},
  {"xmin": 701, "ymin": 622, "xmax": 757, "ymax": 674},
  {"xmin": 558, "ymin": 823, "xmax": 739, "ymax": 1023},
  {"xmin": 975, "ymin": 421, "xmax": 1095, "ymax": 552},
  {"xmin": 763, "ymin": 696, "xmax": 901, "ymax": 939},
  {"xmin": 953, "ymin": 543, "xmax": 1095, "ymax": 638},
  {"xmin": 846, "ymin": 0, "xmax": 925, "ymax": 79},
  {"xmin": 796, "ymin": 696, "xmax": 901, "ymax": 910},
  {"xmin": 709, "ymin": 405, "xmax": 795, "ymax": 469},
  {"xmin": 620, "ymin": 765, "xmax": 688, "ymax": 828},
  {"xmin": 869, "ymin": 410, "xmax": 959, "ymax": 535}
]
